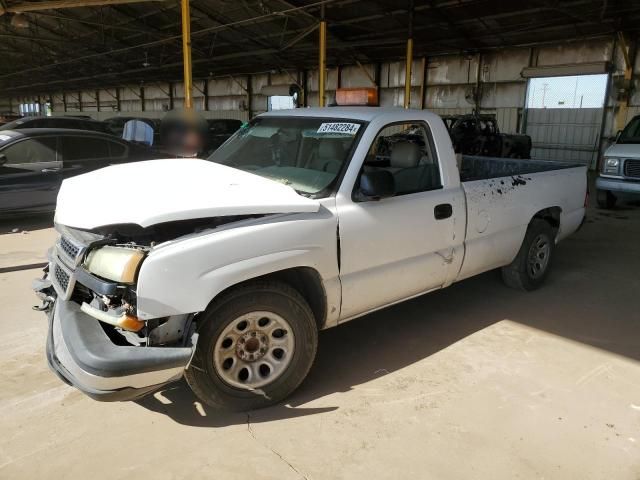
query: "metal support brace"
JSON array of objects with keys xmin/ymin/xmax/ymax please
[
  {"xmin": 419, "ymin": 57, "xmax": 427, "ymax": 109},
  {"xmin": 203, "ymin": 79, "xmax": 209, "ymax": 110},
  {"xmin": 355, "ymin": 60, "xmax": 376, "ymax": 87},
  {"xmin": 615, "ymin": 32, "xmax": 636, "ymax": 132}
]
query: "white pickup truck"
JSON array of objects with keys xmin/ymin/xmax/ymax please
[{"xmin": 34, "ymin": 107, "xmax": 587, "ymax": 411}]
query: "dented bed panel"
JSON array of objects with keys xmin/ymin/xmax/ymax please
[{"xmin": 456, "ymin": 165, "xmax": 587, "ymax": 281}]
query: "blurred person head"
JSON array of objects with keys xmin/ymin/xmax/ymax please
[{"xmin": 160, "ymin": 110, "xmax": 208, "ymax": 157}]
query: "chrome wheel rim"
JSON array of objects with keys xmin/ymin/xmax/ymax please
[
  {"xmin": 527, "ymin": 234, "xmax": 551, "ymax": 279},
  {"xmin": 213, "ymin": 311, "xmax": 295, "ymax": 389}
]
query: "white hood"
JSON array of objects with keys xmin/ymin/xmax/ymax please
[
  {"xmin": 55, "ymin": 159, "xmax": 320, "ymax": 229},
  {"xmin": 604, "ymin": 142, "xmax": 640, "ymax": 159}
]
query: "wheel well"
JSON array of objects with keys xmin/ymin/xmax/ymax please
[
  {"xmin": 532, "ymin": 207, "xmax": 561, "ymax": 231},
  {"xmin": 212, "ymin": 267, "xmax": 327, "ymax": 330}
]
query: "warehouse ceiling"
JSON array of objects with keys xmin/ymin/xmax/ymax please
[{"xmin": 1, "ymin": 0, "xmax": 639, "ymax": 94}]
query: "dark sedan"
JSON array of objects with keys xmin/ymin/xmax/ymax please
[
  {"xmin": 204, "ymin": 119, "xmax": 243, "ymax": 154},
  {"xmin": 0, "ymin": 116, "xmax": 112, "ymax": 135},
  {"xmin": 0, "ymin": 129, "xmax": 162, "ymax": 217}
]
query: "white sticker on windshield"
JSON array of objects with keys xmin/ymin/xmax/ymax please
[
  {"xmin": 317, "ymin": 122, "xmax": 360, "ymax": 135},
  {"xmin": 0, "ymin": 135, "xmax": 11, "ymax": 142}
]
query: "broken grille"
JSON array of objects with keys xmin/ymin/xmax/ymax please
[
  {"xmin": 59, "ymin": 236, "xmax": 81, "ymax": 261},
  {"xmin": 53, "ymin": 263, "xmax": 70, "ymax": 292}
]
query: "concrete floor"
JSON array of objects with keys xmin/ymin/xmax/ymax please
[{"xmin": 1, "ymin": 200, "xmax": 639, "ymax": 480}]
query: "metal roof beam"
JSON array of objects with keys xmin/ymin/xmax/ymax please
[{"xmin": 0, "ymin": 0, "xmax": 168, "ymax": 15}]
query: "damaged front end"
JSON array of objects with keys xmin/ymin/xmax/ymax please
[{"xmin": 34, "ymin": 223, "xmax": 203, "ymax": 402}]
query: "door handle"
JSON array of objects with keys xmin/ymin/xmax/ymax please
[
  {"xmin": 41, "ymin": 168, "xmax": 60, "ymax": 173},
  {"xmin": 434, "ymin": 203, "xmax": 453, "ymax": 220}
]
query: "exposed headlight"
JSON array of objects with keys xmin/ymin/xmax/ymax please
[
  {"xmin": 602, "ymin": 157, "xmax": 620, "ymax": 175},
  {"xmin": 84, "ymin": 246, "xmax": 145, "ymax": 284}
]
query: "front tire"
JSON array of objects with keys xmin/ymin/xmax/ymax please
[
  {"xmin": 502, "ymin": 219, "xmax": 555, "ymax": 291},
  {"xmin": 185, "ymin": 280, "xmax": 318, "ymax": 411},
  {"xmin": 596, "ymin": 189, "xmax": 617, "ymax": 209}
]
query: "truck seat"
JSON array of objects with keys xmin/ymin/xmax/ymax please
[
  {"xmin": 390, "ymin": 141, "xmax": 439, "ymax": 193},
  {"xmin": 308, "ymin": 139, "xmax": 344, "ymax": 173}
]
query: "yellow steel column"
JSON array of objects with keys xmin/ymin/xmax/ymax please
[
  {"xmin": 318, "ymin": 18, "xmax": 327, "ymax": 107},
  {"xmin": 404, "ymin": 38, "xmax": 413, "ymax": 109},
  {"xmin": 404, "ymin": 0, "xmax": 414, "ymax": 109},
  {"xmin": 181, "ymin": 0, "xmax": 193, "ymax": 110}
]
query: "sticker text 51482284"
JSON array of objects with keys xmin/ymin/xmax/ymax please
[{"xmin": 317, "ymin": 123, "xmax": 360, "ymax": 135}]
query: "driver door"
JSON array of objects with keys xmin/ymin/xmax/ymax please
[{"xmin": 336, "ymin": 121, "xmax": 463, "ymax": 320}]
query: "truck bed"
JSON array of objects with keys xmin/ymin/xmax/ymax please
[
  {"xmin": 459, "ymin": 155, "xmax": 579, "ymax": 182},
  {"xmin": 455, "ymin": 154, "xmax": 587, "ymax": 283}
]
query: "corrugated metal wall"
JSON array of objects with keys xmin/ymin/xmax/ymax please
[
  {"xmin": 3, "ymin": 36, "xmax": 638, "ymax": 166},
  {"xmin": 526, "ymin": 108, "xmax": 604, "ymax": 164},
  {"xmin": 1, "ymin": 48, "xmax": 531, "ymax": 131}
]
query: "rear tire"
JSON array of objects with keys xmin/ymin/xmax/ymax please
[
  {"xmin": 185, "ymin": 280, "xmax": 318, "ymax": 411},
  {"xmin": 502, "ymin": 219, "xmax": 555, "ymax": 291},
  {"xmin": 596, "ymin": 189, "xmax": 617, "ymax": 209}
]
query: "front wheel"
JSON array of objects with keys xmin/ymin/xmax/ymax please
[
  {"xmin": 596, "ymin": 189, "xmax": 617, "ymax": 209},
  {"xmin": 502, "ymin": 219, "xmax": 555, "ymax": 291},
  {"xmin": 185, "ymin": 280, "xmax": 318, "ymax": 411}
]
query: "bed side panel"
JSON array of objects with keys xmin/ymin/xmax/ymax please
[{"xmin": 457, "ymin": 166, "xmax": 586, "ymax": 282}]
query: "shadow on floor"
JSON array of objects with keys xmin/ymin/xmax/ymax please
[
  {"xmin": 0, "ymin": 213, "xmax": 54, "ymax": 235},
  {"xmin": 136, "ymin": 271, "xmax": 505, "ymax": 427},
  {"xmin": 129, "ymin": 198, "xmax": 640, "ymax": 428}
]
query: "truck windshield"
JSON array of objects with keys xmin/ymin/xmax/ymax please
[
  {"xmin": 208, "ymin": 116, "xmax": 365, "ymax": 197},
  {"xmin": 618, "ymin": 117, "xmax": 640, "ymax": 144}
]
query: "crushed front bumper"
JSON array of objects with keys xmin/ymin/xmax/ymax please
[{"xmin": 44, "ymin": 296, "xmax": 194, "ymax": 402}]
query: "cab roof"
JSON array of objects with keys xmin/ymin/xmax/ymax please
[{"xmin": 260, "ymin": 107, "xmax": 441, "ymax": 123}]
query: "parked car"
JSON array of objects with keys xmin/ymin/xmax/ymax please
[
  {"xmin": 204, "ymin": 119, "xmax": 243, "ymax": 154},
  {"xmin": 444, "ymin": 114, "xmax": 532, "ymax": 158},
  {"xmin": 0, "ymin": 116, "xmax": 112, "ymax": 135},
  {"xmin": 0, "ymin": 114, "xmax": 21, "ymax": 127},
  {"xmin": 0, "ymin": 129, "xmax": 160, "ymax": 217},
  {"xmin": 34, "ymin": 107, "xmax": 587, "ymax": 410},
  {"xmin": 596, "ymin": 114, "xmax": 640, "ymax": 208}
]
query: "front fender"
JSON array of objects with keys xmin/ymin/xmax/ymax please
[{"xmin": 134, "ymin": 210, "xmax": 340, "ymax": 322}]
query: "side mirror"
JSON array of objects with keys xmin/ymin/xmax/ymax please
[
  {"xmin": 358, "ymin": 170, "xmax": 395, "ymax": 201},
  {"xmin": 615, "ymin": 130, "xmax": 622, "ymax": 143},
  {"xmin": 0, "ymin": 154, "xmax": 6, "ymax": 167}
]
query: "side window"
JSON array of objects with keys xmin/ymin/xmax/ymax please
[
  {"xmin": 363, "ymin": 122, "xmax": 441, "ymax": 197},
  {"xmin": 108, "ymin": 140, "xmax": 127, "ymax": 158},
  {"xmin": 61, "ymin": 136, "xmax": 110, "ymax": 162},
  {"xmin": 1, "ymin": 137, "xmax": 57, "ymax": 164}
]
